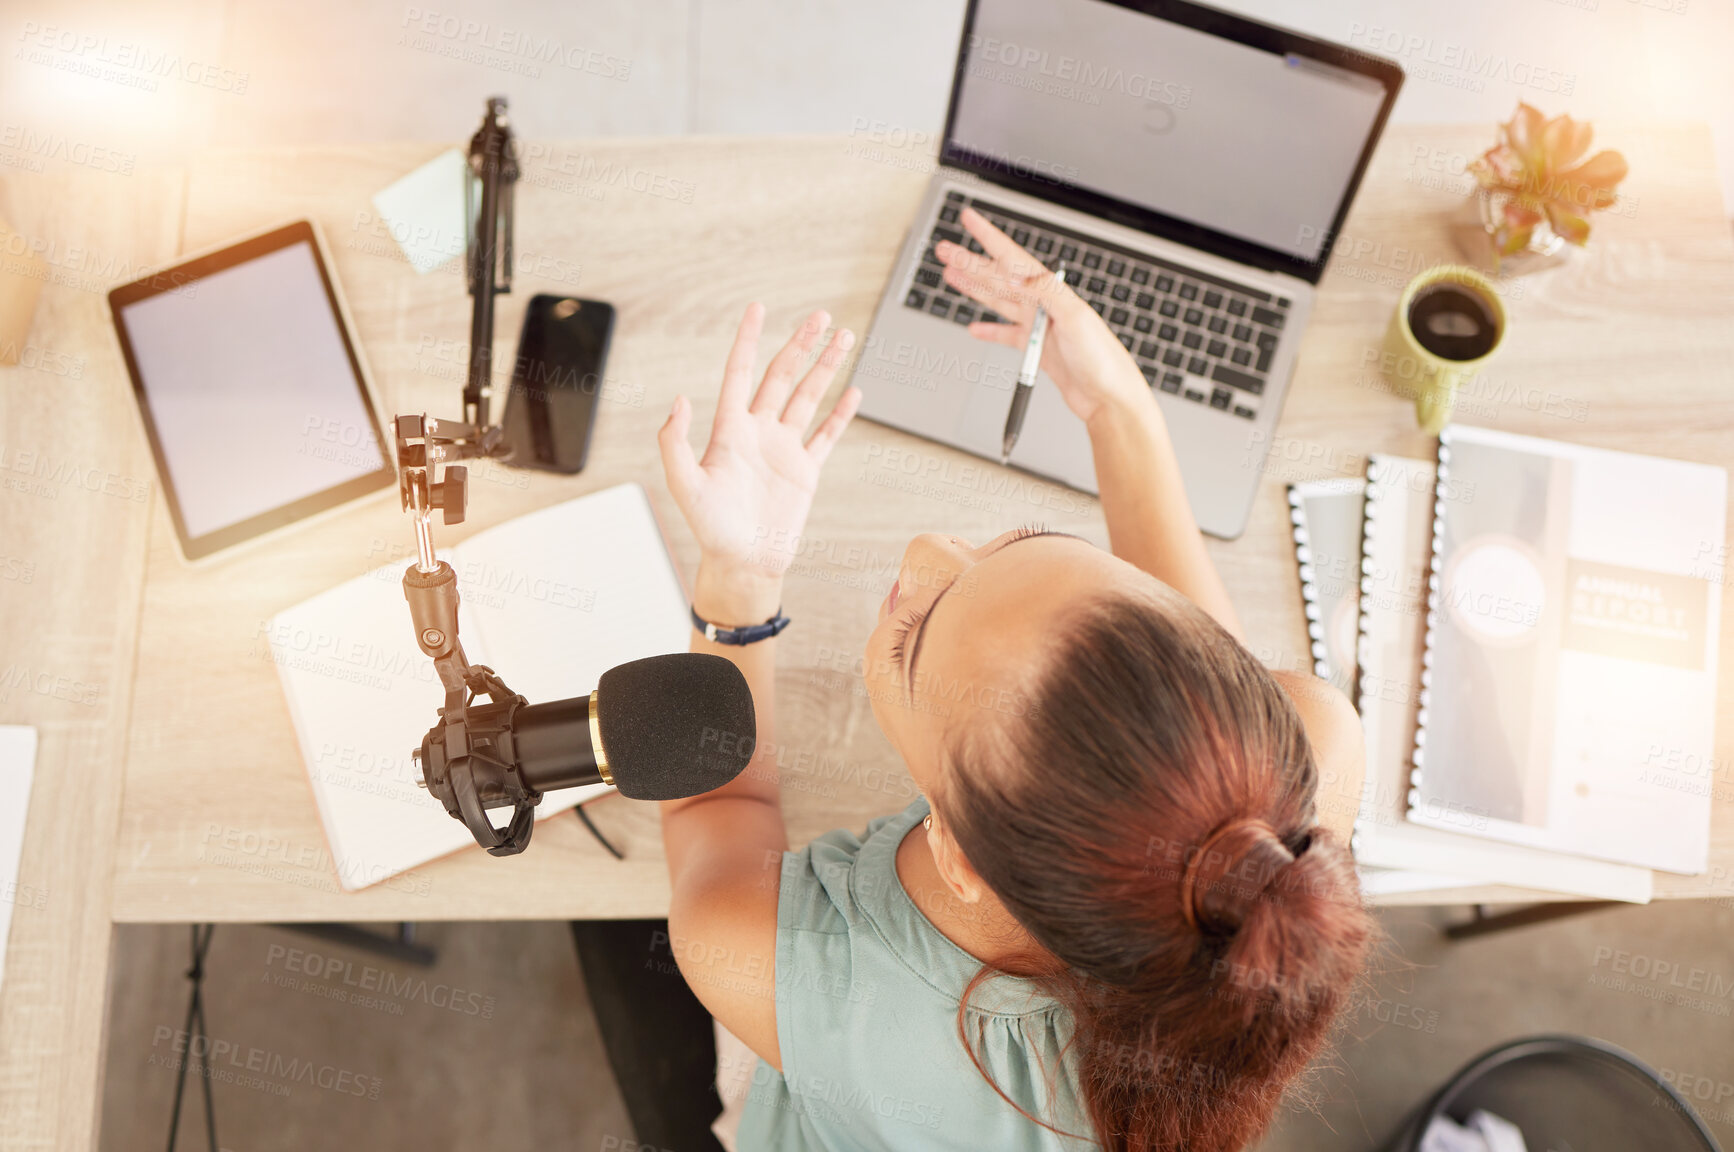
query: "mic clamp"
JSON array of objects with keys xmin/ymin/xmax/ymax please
[
  {"xmin": 404, "ymin": 558, "xmax": 543, "ymax": 855},
  {"xmin": 413, "ymin": 662, "xmax": 544, "ymax": 857}
]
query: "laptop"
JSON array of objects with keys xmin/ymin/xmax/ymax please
[{"xmin": 855, "ymin": 0, "xmax": 1402, "ymax": 538}]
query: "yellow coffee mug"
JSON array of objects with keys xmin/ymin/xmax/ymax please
[{"xmin": 1382, "ymin": 265, "xmax": 1506, "ymax": 434}]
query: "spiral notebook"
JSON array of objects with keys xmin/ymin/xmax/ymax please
[
  {"xmin": 1351, "ymin": 454, "xmax": 1652, "ymax": 902},
  {"xmin": 1289, "ymin": 478, "xmax": 1475, "ymax": 896},
  {"xmin": 1409, "ymin": 426, "xmax": 1726, "ymax": 875},
  {"xmin": 1288, "ymin": 478, "xmax": 1366, "ymax": 696},
  {"xmin": 269, "ymin": 483, "xmax": 691, "ymax": 890}
]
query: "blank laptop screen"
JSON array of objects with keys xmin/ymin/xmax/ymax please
[{"xmin": 949, "ymin": 0, "xmax": 1388, "ymax": 263}]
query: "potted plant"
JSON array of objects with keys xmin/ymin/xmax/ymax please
[{"xmin": 1470, "ymin": 103, "xmax": 1628, "ymax": 269}]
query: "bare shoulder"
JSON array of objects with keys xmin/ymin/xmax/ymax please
[{"xmin": 1268, "ymin": 669, "xmax": 1363, "ymax": 845}]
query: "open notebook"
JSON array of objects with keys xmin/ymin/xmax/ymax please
[
  {"xmin": 270, "ymin": 483, "xmax": 690, "ymax": 890},
  {"xmin": 1288, "ymin": 478, "xmax": 1475, "ymax": 898}
]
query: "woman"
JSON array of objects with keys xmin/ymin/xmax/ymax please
[{"xmin": 654, "ymin": 208, "xmax": 1372, "ymax": 1151}]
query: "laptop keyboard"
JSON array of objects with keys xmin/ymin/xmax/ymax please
[{"xmin": 903, "ymin": 190, "xmax": 1291, "ymax": 420}]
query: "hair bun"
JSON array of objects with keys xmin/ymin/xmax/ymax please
[{"xmin": 1178, "ymin": 818, "xmax": 1297, "ymax": 932}]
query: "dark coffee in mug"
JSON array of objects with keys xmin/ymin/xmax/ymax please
[{"xmin": 1406, "ymin": 281, "xmax": 1500, "ymax": 362}]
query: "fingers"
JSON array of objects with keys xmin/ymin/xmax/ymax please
[
  {"xmin": 935, "ymin": 231, "xmax": 1066, "ymax": 323},
  {"xmin": 939, "ymin": 254, "xmax": 1038, "ymax": 320},
  {"xmin": 782, "ymin": 326, "xmax": 855, "ymax": 430},
  {"xmin": 949, "ymin": 207, "xmax": 1074, "ymax": 315},
  {"xmin": 965, "ymin": 321, "xmax": 1028, "ymax": 350},
  {"xmin": 932, "ymin": 239, "xmax": 999, "ymax": 278},
  {"xmin": 657, "ymin": 393, "xmax": 704, "ymax": 504},
  {"xmin": 717, "ymin": 302, "xmax": 766, "ymax": 413},
  {"xmin": 751, "ymin": 309, "xmax": 830, "ymax": 416},
  {"xmin": 804, "ymin": 386, "xmax": 861, "ymax": 462},
  {"xmin": 959, "ymin": 207, "xmax": 1048, "ymax": 280}
]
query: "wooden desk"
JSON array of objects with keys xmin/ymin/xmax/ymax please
[
  {"xmin": 4, "ymin": 125, "xmax": 1733, "ymax": 1148},
  {"xmin": 0, "ymin": 166, "xmax": 183, "ymax": 1149},
  {"xmin": 109, "ymin": 126, "xmax": 1734, "ymax": 921}
]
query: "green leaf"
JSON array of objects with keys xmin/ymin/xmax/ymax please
[
  {"xmin": 1499, "ymin": 224, "xmax": 1535, "ymax": 256},
  {"xmin": 1544, "ymin": 201, "xmax": 1591, "ymax": 245}
]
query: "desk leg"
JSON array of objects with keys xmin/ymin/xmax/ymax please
[{"xmin": 1443, "ymin": 901, "xmax": 1620, "ymax": 941}]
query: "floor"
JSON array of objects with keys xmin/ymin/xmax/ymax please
[
  {"xmin": 98, "ymin": 899, "xmax": 1734, "ymax": 1152},
  {"xmin": 99, "ymin": 920, "xmax": 636, "ymax": 1152},
  {"xmin": 12, "ymin": 0, "xmax": 1730, "ymax": 1148}
]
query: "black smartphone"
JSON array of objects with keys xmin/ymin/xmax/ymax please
[{"xmin": 501, "ymin": 294, "xmax": 616, "ymax": 473}]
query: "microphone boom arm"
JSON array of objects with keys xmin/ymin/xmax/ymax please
[
  {"xmin": 388, "ymin": 97, "xmax": 758, "ymax": 857},
  {"xmin": 392, "ymin": 95, "xmax": 547, "ymax": 856}
]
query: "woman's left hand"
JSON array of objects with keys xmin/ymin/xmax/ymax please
[{"xmin": 658, "ymin": 303, "xmax": 860, "ymax": 613}]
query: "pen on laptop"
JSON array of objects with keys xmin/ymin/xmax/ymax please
[{"xmin": 1000, "ymin": 262, "xmax": 1065, "ymax": 465}]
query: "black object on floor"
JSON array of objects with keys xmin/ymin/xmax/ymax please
[
  {"xmin": 570, "ymin": 919, "xmax": 725, "ymax": 1152},
  {"xmin": 270, "ymin": 922, "xmax": 437, "ymax": 966},
  {"xmin": 1443, "ymin": 901, "xmax": 1620, "ymax": 940},
  {"xmin": 1379, "ymin": 1034, "xmax": 1724, "ymax": 1151}
]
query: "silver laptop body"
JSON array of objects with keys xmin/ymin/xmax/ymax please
[{"xmin": 854, "ymin": 0, "xmax": 1401, "ymax": 539}]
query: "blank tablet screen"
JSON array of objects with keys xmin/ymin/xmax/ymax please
[{"xmin": 112, "ymin": 223, "xmax": 392, "ymax": 557}]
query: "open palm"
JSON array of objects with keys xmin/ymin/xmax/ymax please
[{"xmin": 659, "ymin": 304, "xmax": 860, "ymax": 580}]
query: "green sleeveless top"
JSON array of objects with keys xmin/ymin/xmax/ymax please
[{"xmin": 735, "ymin": 797, "xmax": 1096, "ymax": 1150}]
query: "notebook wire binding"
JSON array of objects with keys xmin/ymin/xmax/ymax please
[{"xmin": 1406, "ymin": 429, "xmax": 1453, "ymax": 818}]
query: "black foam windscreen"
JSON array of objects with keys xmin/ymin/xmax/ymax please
[{"xmin": 595, "ymin": 653, "xmax": 756, "ymax": 801}]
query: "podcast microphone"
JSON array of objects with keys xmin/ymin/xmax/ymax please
[
  {"xmin": 412, "ymin": 651, "xmax": 757, "ymax": 855},
  {"xmin": 509, "ymin": 653, "xmax": 757, "ymax": 797}
]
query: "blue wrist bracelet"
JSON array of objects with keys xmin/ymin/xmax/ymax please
[{"xmin": 691, "ymin": 605, "xmax": 791, "ymax": 646}]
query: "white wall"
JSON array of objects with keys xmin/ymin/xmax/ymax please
[{"xmin": 1, "ymin": 0, "xmax": 1727, "ymax": 211}]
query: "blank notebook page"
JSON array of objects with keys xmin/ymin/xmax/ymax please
[
  {"xmin": 271, "ymin": 483, "xmax": 690, "ymax": 890},
  {"xmin": 455, "ymin": 484, "xmax": 690, "ymax": 707}
]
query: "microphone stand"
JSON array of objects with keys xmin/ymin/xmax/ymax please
[
  {"xmin": 390, "ymin": 97, "xmax": 753, "ymax": 857},
  {"xmin": 392, "ymin": 96, "xmax": 546, "ymax": 856},
  {"xmin": 462, "ymin": 94, "xmax": 517, "ymax": 437}
]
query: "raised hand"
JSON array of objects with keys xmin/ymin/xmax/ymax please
[{"xmin": 658, "ymin": 303, "xmax": 860, "ymax": 618}]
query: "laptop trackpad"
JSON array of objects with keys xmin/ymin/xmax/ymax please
[
  {"xmin": 958, "ymin": 371, "xmax": 1095, "ymax": 492},
  {"xmin": 955, "ymin": 377, "xmax": 1015, "ymax": 459}
]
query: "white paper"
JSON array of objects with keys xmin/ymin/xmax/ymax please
[
  {"xmin": 1351, "ymin": 455, "xmax": 1653, "ymax": 903},
  {"xmin": 0, "ymin": 725, "xmax": 39, "ymax": 996},
  {"xmin": 1420, "ymin": 1115, "xmax": 1491, "ymax": 1152},
  {"xmin": 270, "ymin": 483, "xmax": 691, "ymax": 889},
  {"xmin": 1355, "ymin": 867, "xmax": 1472, "ymax": 898},
  {"xmin": 1468, "ymin": 1110, "xmax": 1529, "ymax": 1152},
  {"xmin": 1288, "ymin": 478, "xmax": 1366, "ymax": 696},
  {"xmin": 1409, "ymin": 424, "xmax": 1726, "ymax": 874},
  {"xmin": 371, "ymin": 148, "xmax": 469, "ymax": 275}
]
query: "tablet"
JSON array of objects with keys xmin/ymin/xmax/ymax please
[{"xmin": 109, "ymin": 220, "xmax": 394, "ymax": 561}]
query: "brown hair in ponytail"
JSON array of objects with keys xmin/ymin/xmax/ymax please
[{"xmin": 937, "ymin": 586, "xmax": 1373, "ymax": 1152}]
